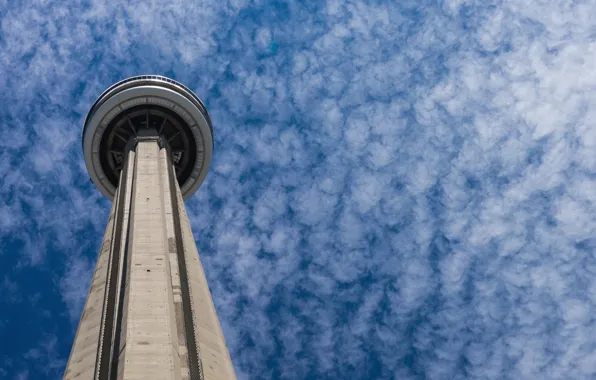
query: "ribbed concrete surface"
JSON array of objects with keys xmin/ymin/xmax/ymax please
[
  {"xmin": 64, "ymin": 139, "xmax": 236, "ymax": 380},
  {"xmin": 175, "ymin": 183, "xmax": 237, "ymax": 380},
  {"xmin": 63, "ymin": 198, "xmax": 118, "ymax": 380}
]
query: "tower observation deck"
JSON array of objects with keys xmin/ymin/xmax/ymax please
[{"xmin": 65, "ymin": 76, "xmax": 236, "ymax": 380}]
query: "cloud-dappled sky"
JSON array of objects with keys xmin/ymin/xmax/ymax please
[{"xmin": 2, "ymin": 0, "xmax": 596, "ymax": 379}]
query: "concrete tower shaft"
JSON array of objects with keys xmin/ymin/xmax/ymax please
[{"xmin": 66, "ymin": 76, "xmax": 236, "ymax": 380}]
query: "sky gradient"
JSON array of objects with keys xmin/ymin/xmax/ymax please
[{"xmin": 2, "ymin": 0, "xmax": 596, "ymax": 379}]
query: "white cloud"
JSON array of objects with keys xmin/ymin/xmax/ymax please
[{"xmin": 3, "ymin": 0, "xmax": 596, "ymax": 378}]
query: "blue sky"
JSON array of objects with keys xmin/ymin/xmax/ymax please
[{"xmin": 1, "ymin": 0, "xmax": 596, "ymax": 379}]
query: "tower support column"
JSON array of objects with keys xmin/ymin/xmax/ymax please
[{"xmin": 64, "ymin": 138, "xmax": 236, "ymax": 380}]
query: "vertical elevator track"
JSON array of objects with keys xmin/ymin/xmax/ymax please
[
  {"xmin": 95, "ymin": 148, "xmax": 132, "ymax": 380},
  {"xmin": 109, "ymin": 148, "xmax": 137, "ymax": 380},
  {"xmin": 167, "ymin": 153, "xmax": 204, "ymax": 380}
]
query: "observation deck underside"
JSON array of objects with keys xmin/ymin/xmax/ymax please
[
  {"xmin": 82, "ymin": 75, "xmax": 213, "ymax": 200},
  {"xmin": 99, "ymin": 105, "xmax": 197, "ymax": 191}
]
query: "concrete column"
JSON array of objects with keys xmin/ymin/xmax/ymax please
[{"xmin": 64, "ymin": 138, "xmax": 236, "ymax": 380}]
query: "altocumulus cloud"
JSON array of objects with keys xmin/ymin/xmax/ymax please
[{"xmin": 1, "ymin": 0, "xmax": 596, "ymax": 379}]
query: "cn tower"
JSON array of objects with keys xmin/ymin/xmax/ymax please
[{"xmin": 64, "ymin": 76, "xmax": 236, "ymax": 380}]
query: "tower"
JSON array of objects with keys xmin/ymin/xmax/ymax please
[{"xmin": 64, "ymin": 76, "xmax": 236, "ymax": 380}]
